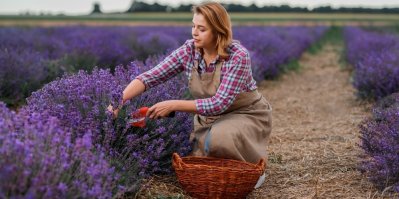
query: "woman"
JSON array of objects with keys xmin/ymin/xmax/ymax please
[{"xmin": 112, "ymin": 2, "xmax": 272, "ymax": 167}]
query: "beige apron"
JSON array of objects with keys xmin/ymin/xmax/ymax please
[{"xmin": 188, "ymin": 59, "xmax": 272, "ymax": 164}]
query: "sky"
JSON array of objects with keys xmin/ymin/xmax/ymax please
[{"xmin": 1, "ymin": 0, "xmax": 399, "ymax": 15}]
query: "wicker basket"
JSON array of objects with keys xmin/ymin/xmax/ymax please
[{"xmin": 172, "ymin": 153, "xmax": 266, "ymax": 199}]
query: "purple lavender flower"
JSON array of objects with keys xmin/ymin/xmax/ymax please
[{"xmin": 0, "ymin": 102, "xmax": 118, "ymax": 198}]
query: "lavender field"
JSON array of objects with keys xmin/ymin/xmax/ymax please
[
  {"xmin": 2, "ymin": 23, "xmax": 399, "ymax": 198},
  {"xmin": 1, "ymin": 23, "xmax": 399, "ymax": 198},
  {"xmin": 0, "ymin": 25, "xmax": 327, "ymax": 198}
]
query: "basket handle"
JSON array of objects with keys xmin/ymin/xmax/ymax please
[
  {"xmin": 256, "ymin": 158, "xmax": 266, "ymax": 171},
  {"xmin": 172, "ymin": 153, "xmax": 184, "ymax": 169}
]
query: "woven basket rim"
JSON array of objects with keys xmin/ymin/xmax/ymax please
[{"xmin": 172, "ymin": 153, "xmax": 265, "ymax": 172}]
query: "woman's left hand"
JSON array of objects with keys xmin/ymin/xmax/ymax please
[
  {"xmin": 107, "ymin": 104, "xmax": 119, "ymax": 119},
  {"xmin": 147, "ymin": 100, "xmax": 176, "ymax": 119}
]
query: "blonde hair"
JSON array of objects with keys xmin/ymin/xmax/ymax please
[{"xmin": 192, "ymin": 1, "xmax": 232, "ymax": 58}]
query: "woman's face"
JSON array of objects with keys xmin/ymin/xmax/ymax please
[{"xmin": 192, "ymin": 13, "xmax": 216, "ymax": 50}]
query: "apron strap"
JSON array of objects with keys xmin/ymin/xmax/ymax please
[{"xmin": 214, "ymin": 60, "xmax": 223, "ymax": 77}]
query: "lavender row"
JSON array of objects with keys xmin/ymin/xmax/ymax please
[
  {"xmin": 0, "ymin": 26, "xmax": 326, "ymax": 107},
  {"xmin": 359, "ymin": 92, "xmax": 399, "ymax": 194},
  {"xmin": 0, "ymin": 26, "xmax": 189, "ymax": 106},
  {"xmin": 344, "ymin": 27, "xmax": 399, "ymax": 194},
  {"xmin": 344, "ymin": 27, "xmax": 399, "ymax": 100}
]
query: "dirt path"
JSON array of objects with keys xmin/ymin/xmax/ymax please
[{"xmin": 248, "ymin": 44, "xmax": 384, "ymax": 198}]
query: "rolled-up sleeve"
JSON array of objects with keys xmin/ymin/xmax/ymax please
[
  {"xmin": 195, "ymin": 52, "xmax": 251, "ymax": 116},
  {"xmin": 135, "ymin": 42, "xmax": 190, "ymax": 89}
]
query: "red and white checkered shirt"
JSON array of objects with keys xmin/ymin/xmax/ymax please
[{"xmin": 135, "ymin": 39, "xmax": 257, "ymax": 116}]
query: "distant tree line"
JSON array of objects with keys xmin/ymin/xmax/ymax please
[{"xmin": 121, "ymin": 1, "xmax": 399, "ymax": 13}]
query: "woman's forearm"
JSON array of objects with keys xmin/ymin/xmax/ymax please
[
  {"xmin": 171, "ymin": 100, "xmax": 198, "ymax": 114},
  {"xmin": 146, "ymin": 99, "xmax": 197, "ymax": 119},
  {"xmin": 122, "ymin": 79, "xmax": 146, "ymax": 103},
  {"xmin": 122, "ymin": 79, "xmax": 197, "ymax": 114}
]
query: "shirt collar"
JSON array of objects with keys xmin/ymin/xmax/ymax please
[{"xmin": 194, "ymin": 49, "xmax": 224, "ymax": 63}]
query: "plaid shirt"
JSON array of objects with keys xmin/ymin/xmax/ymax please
[{"xmin": 135, "ymin": 39, "xmax": 257, "ymax": 116}]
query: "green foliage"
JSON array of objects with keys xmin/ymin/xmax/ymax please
[
  {"xmin": 394, "ymin": 23, "xmax": 399, "ymax": 33},
  {"xmin": 281, "ymin": 59, "xmax": 301, "ymax": 72},
  {"xmin": 268, "ymin": 152, "xmax": 283, "ymax": 164},
  {"xmin": 307, "ymin": 26, "xmax": 343, "ymax": 54},
  {"xmin": 46, "ymin": 53, "xmax": 99, "ymax": 72},
  {"xmin": 62, "ymin": 53, "xmax": 99, "ymax": 72},
  {"xmin": 306, "ymin": 26, "xmax": 349, "ymax": 70},
  {"xmin": 125, "ymin": 1, "xmax": 399, "ymax": 13}
]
